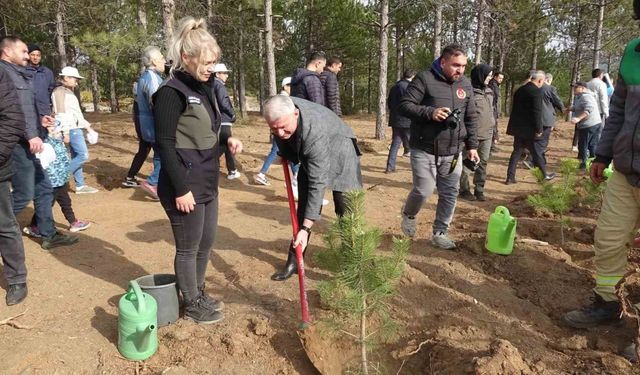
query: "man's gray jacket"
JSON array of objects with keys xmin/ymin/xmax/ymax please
[
  {"xmin": 541, "ymin": 84, "xmax": 564, "ymax": 128},
  {"xmin": 275, "ymin": 97, "xmax": 362, "ymax": 221}
]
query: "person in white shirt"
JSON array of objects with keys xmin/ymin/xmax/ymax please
[
  {"xmin": 52, "ymin": 66, "xmax": 98, "ymax": 194},
  {"xmin": 587, "ymin": 68, "xmax": 610, "ymax": 122}
]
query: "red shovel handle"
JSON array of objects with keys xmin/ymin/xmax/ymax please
[{"xmin": 281, "ymin": 158, "xmax": 311, "ymax": 327}]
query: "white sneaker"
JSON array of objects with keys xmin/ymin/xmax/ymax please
[
  {"xmin": 76, "ymin": 185, "xmax": 99, "ymax": 194},
  {"xmin": 431, "ymin": 231, "xmax": 456, "ymax": 250},
  {"xmin": 572, "ymin": 146, "xmax": 579, "ymax": 153},
  {"xmin": 401, "ymin": 208, "xmax": 416, "ymax": 238},
  {"xmin": 254, "ymin": 173, "xmax": 270, "ymax": 186},
  {"xmin": 227, "ymin": 170, "xmax": 241, "ymax": 180}
]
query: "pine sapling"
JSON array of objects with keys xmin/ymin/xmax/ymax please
[
  {"xmin": 527, "ymin": 159, "xmax": 580, "ymax": 245},
  {"xmin": 315, "ymin": 190, "xmax": 410, "ymax": 375}
]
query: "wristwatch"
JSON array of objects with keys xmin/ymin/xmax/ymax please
[{"xmin": 300, "ymin": 225, "xmax": 312, "ymax": 234}]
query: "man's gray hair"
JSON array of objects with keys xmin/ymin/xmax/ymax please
[
  {"xmin": 530, "ymin": 70, "xmax": 546, "ymax": 81},
  {"xmin": 263, "ymin": 95, "xmax": 296, "ymax": 122},
  {"xmin": 141, "ymin": 46, "xmax": 162, "ymax": 68},
  {"xmin": 545, "ymin": 73, "xmax": 553, "ymax": 83}
]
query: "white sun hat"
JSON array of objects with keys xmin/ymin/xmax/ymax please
[
  {"xmin": 281, "ymin": 77, "xmax": 291, "ymax": 86},
  {"xmin": 213, "ymin": 63, "xmax": 231, "ymax": 73},
  {"xmin": 59, "ymin": 66, "xmax": 84, "ymax": 79}
]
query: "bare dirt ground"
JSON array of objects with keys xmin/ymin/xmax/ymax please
[{"xmin": 1, "ymin": 112, "xmax": 639, "ymax": 375}]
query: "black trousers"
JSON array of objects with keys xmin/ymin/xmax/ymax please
[
  {"xmin": 287, "ymin": 169, "xmax": 347, "ymax": 255},
  {"xmin": 507, "ymin": 135, "xmax": 547, "ymax": 180},
  {"xmin": 534, "ymin": 127, "xmax": 553, "ymax": 167},
  {"xmin": 163, "ymin": 199, "xmax": 218, "ymax": 303},
  {"xmin": 0, "ymin": 179, "xmax": 27, "ymax": 285},
  {"xmin": 126, "ymin": 102, "xmax": 152, "ymax": 179},
  {"xmin": 30, "ymin": 183, "xmax": 76, "ymax": 227}
]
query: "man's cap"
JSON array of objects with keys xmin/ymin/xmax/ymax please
[
  {"xmin": 571, "ymin": 81, "xmax": 588, "ymax": 88},
  {"xmin": 59, "ymin": 66, "xmax": 84, "ymax": 79},
  {"xmin": 213, "ymin": 63, "xmax": 231, "ymax": 73},
  {"xmin": 281, "ymin": 77, "xmax": 291, "ymax": 86},
  {"xmin": 28, "ymin": 44, "xmax": 41, "ymax": 53}
]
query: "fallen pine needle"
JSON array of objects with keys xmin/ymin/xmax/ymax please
[{"xmin": 0, "ymin": 309, "xmax": 32, "ymax": 329}]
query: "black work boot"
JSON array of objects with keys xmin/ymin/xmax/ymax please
[
  {"xmin": 198, "ymin": 283, "xmax": 224, "ymax": 312},
  {"xmin": 474, "ymin": 191, "xmax": 486, "ymax": 202},
  {"xmin": 271, "ymin": 251, "xmax": 298, "ymax": 281},
  {"xmin": 459, "ymin": 190, "xmax": 476, "ymax": 201},
  {"xmin": 42, "ymin": 231, "xmax": 79, "ymax": 250},
  {"xmin": 6, "ymin": 283, "xmax": 28, "ymax": 306},
  {"xmin": 562, "ymin": 293, "xmax": 621, "ymax": 329},
  {"xmin": 184, "ymin": 296, "xmax": 224, "ymax": 324}
]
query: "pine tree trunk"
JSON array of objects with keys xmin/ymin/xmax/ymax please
[
  {"xmin": 109, "ymin": 65, "xmax": 118, "ymax": 113},
  {"xmin": 452, "ymin": 3, "xmax": 459, "ymax": 43},
  {"xmin": 207, "ymin": 0, "xmax": 214, "ymax": 19},
  {"xmin": 264, "ymin": 0, "xmax": 277, "ymax": 97},
  {"xmin": 367, "ymin": 49, "xmax": 372, "ymax": 114},
  {"xmin": 55, "ymin": 0, "xmax": 68, "ymax": 67},
  {"xmin": 395, "ymin": 26, "xmax": 402, "ymax": 81},
  {"xmin": 360, "ymin": 298, "xmax": 368, "ymax": 375},
  {"xmin": 162, "ymin": 0, "xmax": 175, "ymax": 52},
  {"xmin": 474, "ymin": 0, "xmax": 485, "ymax": 65},
  {"xmin": 237, "ymin": 5, "xmax": 247, "ymax": 118},
  {"xmin": 593, "ymin": 0, "xmax": 605, "ymax": 69},
  {"xmin": 433, "ymin": 3, "xmax": 442, "ymax": 58},
  {"xmin": 375, "ymin": 0, "xmax": 389, "ymax": 140},
  {"xmin": 569, "ymin": 7, "xmax": 584, "ymax": 116},
  {"xmin": 91, "ymin": 65, "xmax": 99, "ymax": 113},
  {"xmin": 487, "ymin": 16, "xmax": 494, "ymax": 66},
  {"xmin": 137, "ymin": 0, "xmax": 147, "ymax": 32},
  {"xmin": 350, "ymin": 64, "xmax": 355, "ymax": 113},
  {"xmin": 258, "ymin": 30, "xmax": 265, "ymax": 113},
  {"xmin": 531, "ymin": 27, "xmax": 538, "ymax": 70}
]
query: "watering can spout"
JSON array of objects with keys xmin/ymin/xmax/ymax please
[{"xmin": 136, "ymin": 324, "xmax": 155, "ymax": 352}]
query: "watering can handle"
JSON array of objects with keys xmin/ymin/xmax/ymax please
[
  {"xmin": 495, "ymin": 206, "xmax": 510, "ymax": 217},
  {"xmin": 129, "ymin": 280, "xmax": 146, "ymax": 314}
]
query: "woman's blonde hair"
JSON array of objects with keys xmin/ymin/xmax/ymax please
[{"xmin": 168, "ymin": 17, "xmax": 221, "ymax": 74}]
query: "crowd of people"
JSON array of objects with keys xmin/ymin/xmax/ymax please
[{"xmin": 0, "ymin": 1, "xmax": 639, "ymax": 361}]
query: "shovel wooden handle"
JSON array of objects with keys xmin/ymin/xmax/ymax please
[{"xmin": 282, "ymin": 158, "xmax": 311, "ymax": 327}]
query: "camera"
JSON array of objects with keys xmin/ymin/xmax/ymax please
[
  {"xmin": 444, "ymin": 108, "xmax": 462, "ymax": 130},
  {"xmin": 463, "ymin": 158, "xmax": 478, "ymax": 171}
]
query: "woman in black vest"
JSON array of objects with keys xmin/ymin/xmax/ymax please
[{"xmin": 153, "ymin": 17, "xmax": 243, "ymax": 324}]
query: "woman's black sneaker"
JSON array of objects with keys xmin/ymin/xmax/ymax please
[{"xmin": 184, "ymin": 297, "xmax": 224, "ymax": 324}]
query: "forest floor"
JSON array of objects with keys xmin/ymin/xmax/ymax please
[{"xmin": 1, "ymin": 112, "xmax": 639, "ymax": 375}]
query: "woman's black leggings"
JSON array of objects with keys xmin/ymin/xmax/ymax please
[
  {"xmin": 164, "ymin": 199, "xmax": 218, "ymax": 303},
  {"xmin": 127, "ymin": 103, "xmax": 153, "ymax": 179}
]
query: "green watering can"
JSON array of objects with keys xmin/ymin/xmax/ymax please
[
  {"xmin": 585, "ymin": 158, "xmax": 614, "ymax": 179},
  {"xmin": 118, "ymin": 280, "xmax": 158, "ymax": 361},
  {"xmin": 485, "ymin": 206, "xmax": 517, "ymax": 255}
]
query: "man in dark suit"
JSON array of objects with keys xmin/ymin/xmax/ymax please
[
  {"xmin": 538, "ymin": 73, "xmax": 565, "ymax": 167},
  {"xmin": 263, "ymin": 95, "xmax": 362, "ymax": 281},
  {"xmin": 505, "ymin": 70, "xmax": 554, "ymax": 184},
  {"xmin": 385, "ymin": 68, "xmax": 416, "ymax": 173}
]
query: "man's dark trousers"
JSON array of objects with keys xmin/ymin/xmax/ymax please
[
  {"xmin": 0, "ymin": 179, "xmax": 27, "ymax": 285},
  {"xmin": 507, "ymin": 136, "xmax": 547, "ymax": 180},
  {"xmin": 11, "ymin": 142, "xmax": 56, "ymax": 238},
  {"xmin": 535, "ymin": 126, "xmax": 553, "ymax": 168}
]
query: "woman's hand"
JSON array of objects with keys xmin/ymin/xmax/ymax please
[
  {"xmin": 176, "ymin": 191, "xmax": 196, "ymax": 213},
  {"xmin": 227, "ymin": 137, "xmax": 243, "ymax": 155}
]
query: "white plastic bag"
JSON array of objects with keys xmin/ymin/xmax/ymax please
[
  {"xmin": 35, "ymin": 143, "xmax": 57, "ymax": 169},
  {"xmin": 86, "ymin": 128, "xmax": 99, "ymax": 145}
]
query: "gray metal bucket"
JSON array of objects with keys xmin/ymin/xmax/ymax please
[{"xmin": 135, "ymin": 274, "xmax": 179, "ymax": 327}]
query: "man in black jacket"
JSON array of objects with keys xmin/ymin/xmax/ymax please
[
  {"xmin": 385, "ymin": 68, "xmax": 416, "ymax": 173},
  {"xmin": 505, "ymin": 70, "xmax": 554, "ymax": 184},
  {"xmin": 538, "ymin": 73, "xmax": 565, "ymax": 167},
  {"xmin": 0, "ymin": 36, "xmax": 77, "ymax": 253},
  {"xmin": 320, "ymin": 56, "xmax": 342, "ymax": 116},
  {"xmin": 0, "ymin": 58, "xmax": 28, "ymax": 305},
  {"xmin": 398, "ymin": 44, "xmax": 479, "ymax": 250},
  {"xmin": 291, "ymin": 51, "xmax": 325, "ymax": 105},
  {"xmin": 488, "ymin": 71, "xmax": 504, "ymax": 146},
  {"xmin": 211, "ymin": 63, "xmax": 240, "ymax": 180}
]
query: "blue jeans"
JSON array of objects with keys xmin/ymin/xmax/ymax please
[
  {"xmin": 578, "ymin": 124, "xmax": 602, "ymax": 169},
  {"xmin": 386, "ymin": 127, "xmax": 410, "ymax": 171},
  {"xmin": 260, "ymin": 138, "xmax": 299, "ymax": 175},
  {"xmin": 11, "ymin": 143, "xmax": 56, "ymax": 238},
  {"xmin": 148, "ymin": 144, "xmax": 161, "ymax": 186},
  {"xmin": 68, "ymin": 128, "xmax": 89, "ymax": 187}
]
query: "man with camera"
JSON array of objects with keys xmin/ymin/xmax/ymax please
[{"xmin": 398, "ymin": 44, "xmax": 479, "ymax": 250}]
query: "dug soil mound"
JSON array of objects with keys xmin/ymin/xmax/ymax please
[{"xmin": 1, "ymin": 113, "xmax": 639, "ymax": 374}]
